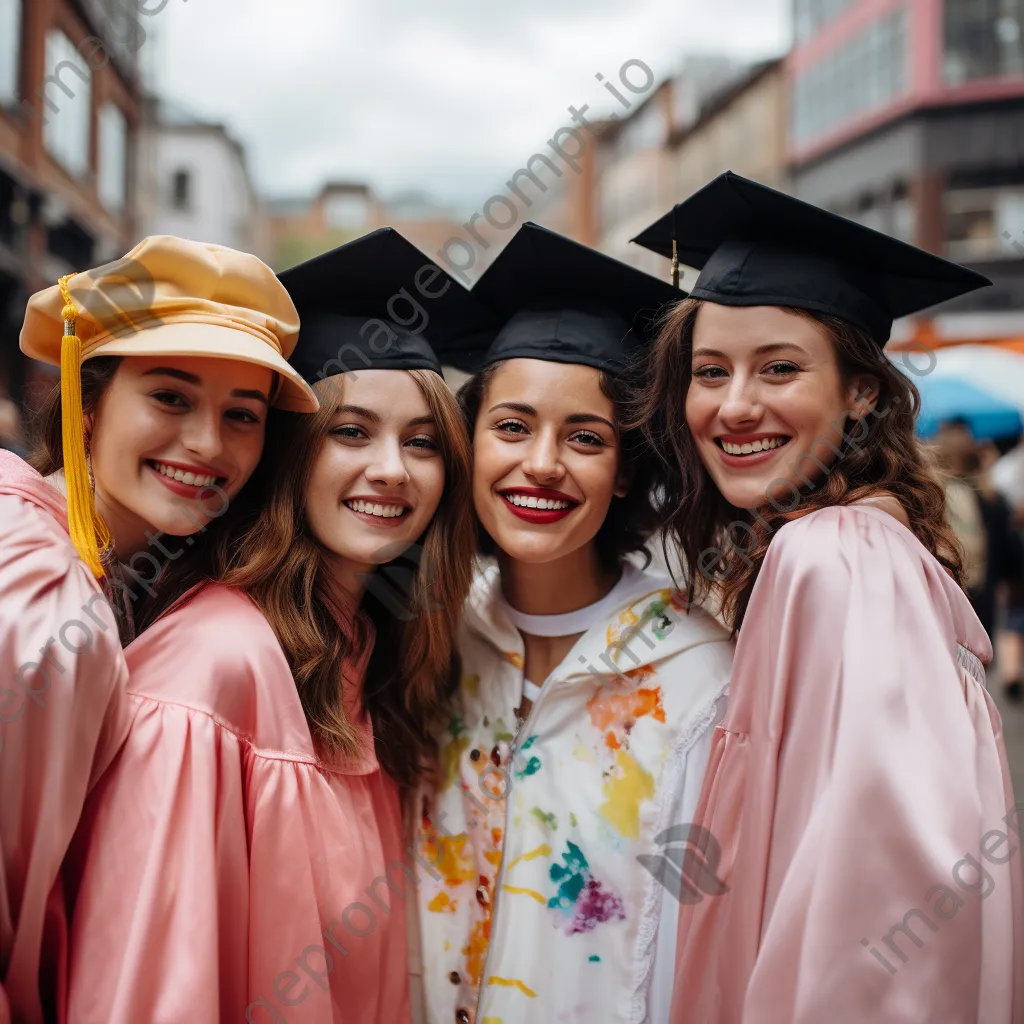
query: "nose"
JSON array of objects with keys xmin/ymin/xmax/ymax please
[
  {"xmin": 180, "ymin": 405, "xmax": 226, "ymax": 464},
  {"xmin": 366, "ymin": 437, "xmax": 411, "ymax": 488},
  {"xmin": 717, "ymin": 373, "xmax": 764, "ymax": 430},
  {"xmin": 520, "ymin": 428, "xmax": 565, "ymax": 485}
]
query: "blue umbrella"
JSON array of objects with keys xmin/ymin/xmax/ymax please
[{"xmin": 913, "ymin": 375, "xmax": 1024, "ymax": 440}]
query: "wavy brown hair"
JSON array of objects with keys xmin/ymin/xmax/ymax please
[
  {"xmin": 457, "ymin": 360, "xmax": 660, "ymax": 571},
  {"xmin": 142, "ymin": 369, "xmax": 475, "ymax": 788},
  {"xmin": 634, "ymin": 298, "xmax": 963, "ymax": 633}
]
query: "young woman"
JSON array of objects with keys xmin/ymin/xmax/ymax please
[
  {"xmin": 64, "ymin": 230, "xmax": 481, "ymax": 1023},
  {"xmin": 412, "ymin": 224, "xmax": 734, "ymax": 1024},
  {"xmin": 632, "ymin": 172, "xmax": 1024, "ymax": 1023},
  {"xmin": 0, "ymin": 236, "xmax": 315, "ymax": 1024}
]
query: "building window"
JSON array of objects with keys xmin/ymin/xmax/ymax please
[
  {"xmin": 0, "ymin": 0, "xmax": 21, "ymax": 105},
  {"xmin": 171, "ymin": 169, "xmax": 191, "ymax": 211},
  {"xmin": 945, "ymin": 0, "xmax": 1024, "ymax": 85},
  {"xmin": 42, "ymin": 31, "xmax": 91, "ymax": 178},
  {"xmin": 98, "ymin": 104, "xmax": 128, "ymax": 213},
  {"xmin": 323, "ymin": 192, "xmax": 369, "ymax": 231},
  {"xmin": 794, "ymin": 0, "xmax": 860, "ymax": 43},
  {"xmin": 946, "ymin": 185, "xmax": 1024, "ymax": 260},
  {"xmin": 792, "ymin": 5, "xmax": 909, "ymax": 147}
]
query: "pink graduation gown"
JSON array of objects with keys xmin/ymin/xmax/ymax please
[
  {"xmin": 670, "ymin": 504, "xmax": 1023, "ymax": 1024},
  {"xmin": 0, "ymin": 451, "xmax": 129, "ymax": 1024},
  {"xmin": 65, "ymin": 583, "xmax": 412, "ymax": 1023}
]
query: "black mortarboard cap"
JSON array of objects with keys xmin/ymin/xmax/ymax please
[
  {"xmin": 440, "ymin": 222, "xmax": 682, "ymax": 374},
  {"xmin": 631, "ymin": 172, "xmax": 991, "ymax": 346},
  {"xmin": 278, "ymin": 227, "xmax": 492, "ymax": 381}
]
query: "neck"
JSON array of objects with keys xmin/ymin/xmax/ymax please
[
  {"xmin": 498, "ymin": 543, "xmax": 619, "ymax": 617},
  {"xmin": 70, "ymin": 476, "xmax": 151, "ymax": 562}
]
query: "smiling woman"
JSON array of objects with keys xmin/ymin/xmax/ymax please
[
  {"xmin": 631, "ymin": 172, "xmax": 1023, "ymax": 1024},
  {"xmin": 63, "ymin": 229, "xmax": 483, "ymax": 1024},
  {"xmin": 0, "ymin": 235, "xmax": 316, "ymax": 1022},
  {"xmin": 413, "ymin": 224, "xmax": 734, "ymax": 1024}
]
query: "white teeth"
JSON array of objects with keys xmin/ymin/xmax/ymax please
[
  {"xmin": 503, "ymin": 494, "xmax": 571, "ymax": 510},
  {"xmin": 345, "ymin": 500, "xmax": 407, "ymax": 519},
  {"xmin": 152, "ymin": 462, "xmax": 217, "ymax": 486},
  {"xmin": 721, "ymin": 437, "xmax": 786, "ymax": 456}
]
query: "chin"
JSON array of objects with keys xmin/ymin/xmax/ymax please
[
  {"xmin": 152, "ymin": 506, "xmax": 215, "ymax": 538},
  {"xmin": 710, "ymin": 478, "xmax": 767, "ymax": 512}
]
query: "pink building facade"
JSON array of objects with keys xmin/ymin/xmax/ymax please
[{"xmin": 788, "ymin": 0, "xmax": 1024, "ymax": 338}]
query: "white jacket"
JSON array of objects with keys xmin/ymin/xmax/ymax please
[{"xmin": 411, "ymin": 561, "xmax": 733, "ymax": 1024}]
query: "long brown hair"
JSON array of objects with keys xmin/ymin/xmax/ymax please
[
  {"xmin": 188, "ymin": 369, "xmax": 476, "ymax": 788},
  {"xmin": 635, "ymin": 298, "xmax": 963, "ymax": 633}
]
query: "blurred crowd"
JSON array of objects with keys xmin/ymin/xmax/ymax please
[{"xmin": 936, "ymin": 419, "xmax": 1024, "ymax": 705}]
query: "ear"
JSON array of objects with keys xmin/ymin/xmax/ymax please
[
  {"xmin": 613, "ymin": 465, "xmax": 631, "ymax": 500},
  {"xmin": 846, "ymin": 375, "xmax": 880, "ymax": 421}
]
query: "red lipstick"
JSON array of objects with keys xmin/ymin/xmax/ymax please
[{"xmin": 498, "ymin": 486, "xmax": 579, "ymax": 525}]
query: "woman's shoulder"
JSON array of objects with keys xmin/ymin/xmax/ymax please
[
  {"xmin": 760, "ymin": 501, "xmax": 985, "ymax": 652},
  {"xmin": 126, "ymin": 583, "xmax": 313, "ymax": 753},
  {"xmin": 769, "ymin": 500, "xmax": 919, "ymax": 568},
  {"xmin": 0, "ymin": 450, "xmax": 71, "ymax": 544}
]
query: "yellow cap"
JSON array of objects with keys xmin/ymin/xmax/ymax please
[{"xmin": 20, "ymin": 236, "xmax": 320, "ymax": 578}]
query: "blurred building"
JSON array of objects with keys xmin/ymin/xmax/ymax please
[
  {"xmin": 595, "ymin": 56, "xmax": 748, "ymax": 275},
  {"xmin": 668, "ymin": 58, "xmax": 788, "ymax": 289},
  {"xmin": 789, "ymin": 0, "xmax": 1024, "ymax": 344},
  {"xmin": 266, "ymin": 181, "xmax": 468, "ymax": 272},
  {"xmin": 0, "ymin": 0, "xmax": 141, "ymax": 403},
  {"xmin": 136, "ymin": 97, "xmax": 268, "ymax": 262},
  {"xmin": 267, "ymin": 181, "xmax": 379, "ymax": 271}
]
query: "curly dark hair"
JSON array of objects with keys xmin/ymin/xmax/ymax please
[
  {"xmin": 633, "ymin": 297, "xmax": 964, "ymax": 633},
  {"xmin": 457, "ymin": 358, "xmax": 660, "ymax": 571}
]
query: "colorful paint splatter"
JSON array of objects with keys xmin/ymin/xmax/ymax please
[
  {"xmin": 547, "ymin": 841, "xmax": 625, "ymax": 935},
  {"xmin": 516, "ymin": 735, "xmax": 541, "ymax": 779},
  {"xmin": 599, "ymin": 749, "xmax": 655, "ymax": 839},
  {"xmin": 587, "ymin": 686, "xmax": 665, "ymax": 751},
  {"xmin": 531, "ymin": 807, "xmax": 557, "ymax": 831}
]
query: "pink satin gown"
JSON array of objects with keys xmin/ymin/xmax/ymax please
[
  {"xmin": 670, "ymin": 504, "xmax": 1023, "ymax": 1024},
  {"xmin": 0, "ymin": 451, "xmax": 129, "ymax": 1024},
  {"xmin": 65, "ymin": 583, "xmax": 412, "ymax": 1023}
]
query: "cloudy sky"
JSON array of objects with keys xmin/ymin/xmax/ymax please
[{"xmin": 143, "ymin": 0, "xmax": 789, "ymax": 208}]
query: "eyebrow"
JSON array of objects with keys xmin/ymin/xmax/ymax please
[
  {"xmin": 693, "ymin": 342, "xmax": 806, "ymax": 359},
  {"xmin": 407, "ymin": 414, "xmax": 436, "ymax": 427},
  {"xmin": 488, "ymin": 401, "xmax": 615, "ymax": 431},
  {"xmin": 142, "ymin": 366, "xmax": 269, "ymax": 404},
  {"xmin": 334, "ymin": 404, "xmax": 381, "ymax": 424}
]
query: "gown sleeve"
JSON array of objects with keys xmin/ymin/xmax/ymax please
[
  {"xmin": 671, "ymin": 506, "xmax": 1023, "ymax": 1024},
  {"xmin": 65, "ymin": 636, "xmax": 251, "ymax": 1023},
  {"xmin": 0, "ymin": 493, "xmax": 129, "ymax": 1024}
]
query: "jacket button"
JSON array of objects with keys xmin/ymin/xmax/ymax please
[
  {"xmin": 469, "ymin": 748, "xmax": 481, "ymax": 762},
  {"xmin": 449, "ymin": 971, "xmax": 461, "ymax": 984},
  {"xmin": 476, "ymin": 884, "xmax": 490, "ymax": 907},
  {"xmin": 456, "ymin": 1010, "xmax": 471, "ymax": 1023}
]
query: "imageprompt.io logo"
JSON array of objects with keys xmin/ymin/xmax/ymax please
[{"xmin": 637, "ymin": 823, "xmax": 730, "ymax": 905}]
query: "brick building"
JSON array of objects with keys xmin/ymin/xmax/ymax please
[{"xmin": 0, "ymin": 0, "xmax": 142, "ymax": 405}]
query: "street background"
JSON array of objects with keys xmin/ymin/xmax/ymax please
[{"xmin": 1, "ymin": 0, "xmax": 1023, "ymax": 791}]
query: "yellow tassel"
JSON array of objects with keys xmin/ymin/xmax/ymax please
[
  {"xmin": 58, "ymin": 275, "xmax": 110, "ymax": 579},
  {"xmin": 671, "ymin": 237, "xmax": 680, "ymax": 290}
]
